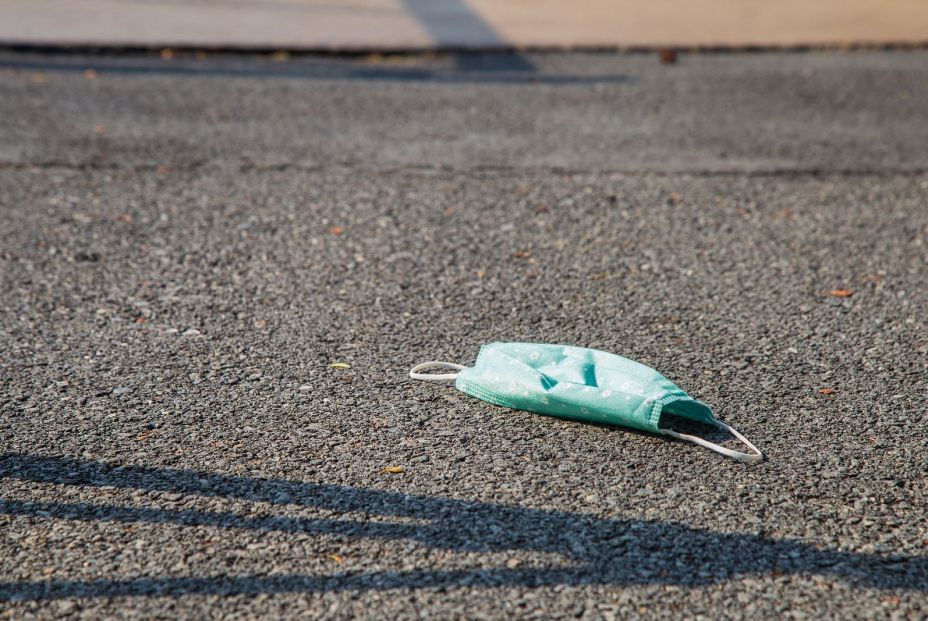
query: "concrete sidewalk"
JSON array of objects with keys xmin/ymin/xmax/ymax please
[{"xmin": 2, "ymin": 0, "xmax": 927, "ymax": 51}]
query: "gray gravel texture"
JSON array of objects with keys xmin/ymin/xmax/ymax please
[
  {"xmin": 0, "ymin": 51, "xmax": 927, "ymax": 620},
  {"xmin": 1, "ymin": 50, "xmax": 928, "ymax": 174}
]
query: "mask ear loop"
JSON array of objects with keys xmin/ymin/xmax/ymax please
[
  {"xmin": 409, "ymin": 361, "xmax": 466, "ymax": 381},
  {"xmin": 662, "ymin": 420, "xmax": 764, "ymax": 464}
]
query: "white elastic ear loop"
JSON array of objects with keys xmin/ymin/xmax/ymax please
[
  {"xmin": 409, "ymin": 361, "xmax": 466, "ymax": 381},
  {"xmin": 662, "ymin": 420, "xmax": 764, "ymax": 464}
]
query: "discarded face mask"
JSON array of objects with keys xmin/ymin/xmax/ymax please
[{"xmin": 410, "ymin": 342, "xmax": 762, "ymax": 463}]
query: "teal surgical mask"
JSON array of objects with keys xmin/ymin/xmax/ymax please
[{"xmin": 410, "ymin": 342, "xmax": 762, "ymax": 463}]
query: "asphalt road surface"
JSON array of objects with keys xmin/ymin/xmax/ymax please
[{"xmin": 0, "ymin": 51, "xmax": 926, "ymax": 619}]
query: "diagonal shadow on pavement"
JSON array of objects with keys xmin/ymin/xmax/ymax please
[
  {"xmin": 399, "ymin": 0, "xmax": 535, "ymax": 71},
  {"xmin": 0, "ymin": 453, "xmax": 924, "ymax": 601}
]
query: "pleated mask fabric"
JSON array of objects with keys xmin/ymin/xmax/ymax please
[{"xmin": 410, "ymin": 342, "xmax": 762, "ymax": 463}]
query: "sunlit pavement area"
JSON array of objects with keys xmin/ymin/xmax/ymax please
[
  {"xmin": 0, "ymin": 49, "xmax": 927, "ymax": 618},
  {"xmin": 2, "ymin": 0, "xmax": 927, "ymax": 49}
]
